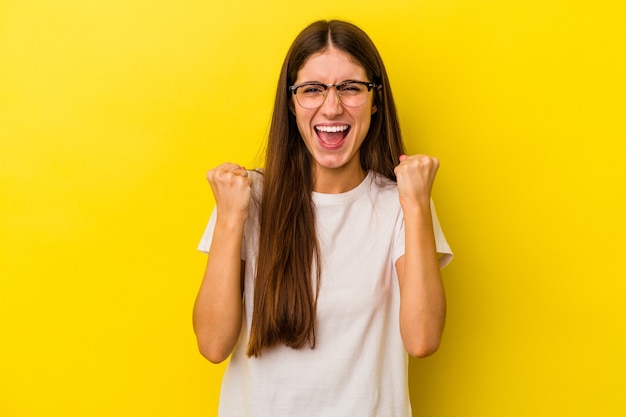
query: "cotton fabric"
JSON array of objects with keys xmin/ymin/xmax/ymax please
[{"xmin": 198, "ymin": 170, "xmax": 452, "ymax": 417}]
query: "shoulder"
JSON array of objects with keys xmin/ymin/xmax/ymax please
[
  {"xmin": 359, "ymin": 171, "xmax": 402, "ymax": 217},
  {"xmin": 370, "ymin": 171, "xmax": 396, "ymax": 188},
  {"xmin": 367, "ymin": 171, "xmax": 399, "ymax": 198},
  {"xmin": 248, "ymin": 169, "xmax": 264, "ymax": 201}
]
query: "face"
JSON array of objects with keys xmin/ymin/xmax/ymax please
[{"xmin": 292, "ymin": 47, "xmax": 377, "ymax": 180}]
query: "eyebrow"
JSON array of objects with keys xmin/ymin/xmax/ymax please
[{"xmin": 295, "ymin": 79, "xmax": 369, "ymax": 85}]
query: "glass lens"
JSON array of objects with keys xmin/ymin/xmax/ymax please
[
  {"xmin": 294, "ymin": 82, "xmax": 371, "ymax": 108},
  {"xmin": 338, "ymin": 83, "xmax": 368, "ymax": 107},
  {"xmin": 296, "ymin": 84, "xmax": 325, "ymax": 108}
]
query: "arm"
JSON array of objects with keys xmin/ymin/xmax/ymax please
[
  {"xmin": 394, "ymin": 155, "xmax": 446, "ymax": 358},
  {"xmin": 193, "ymin": 163, "xmax": 251, "ymax": 363}
]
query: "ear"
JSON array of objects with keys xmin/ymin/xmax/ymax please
[
  {"xmin": 289, "ymin": 96, "xmax": 296, "ymax": 114},
  {"xmin": 371, "ymin": 85, "xmax": 383, "ymax": 115}
]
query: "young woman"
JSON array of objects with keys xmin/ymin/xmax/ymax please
[{"xmin": 193, "ymin": 19, "xmax": 453, "ymax": 417}]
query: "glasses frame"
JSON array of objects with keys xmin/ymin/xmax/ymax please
[{"xmin": 288, "ymin": 80, "xmax": 377, "ymax": 109}]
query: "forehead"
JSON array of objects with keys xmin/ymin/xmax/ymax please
[{"xmin": 296, "ymin": 47, "xmax": 368, "ymax": 83}]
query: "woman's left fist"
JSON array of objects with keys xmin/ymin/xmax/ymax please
[{"xmin": 394, "ymin": 154, "xmax": 439, "ymax": 208}]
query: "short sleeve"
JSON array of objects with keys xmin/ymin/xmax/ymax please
[
  {"xmin": 197, "ymin": 170, "xmax": 263, "ymax": 258},
  {"xmin": 430, "ymin": 200, "xmax": 453, "ymax": 269},
  {"xmin": 197, "ymin": 208, "xmax": 218, "ymax": 254},
  {"xmin": 393, "ymin": 199, "xmax": 453, "ymax": 269},
  {"xmin": 197, "ymin": 206, "xmax": 248, "ymax": 260}
]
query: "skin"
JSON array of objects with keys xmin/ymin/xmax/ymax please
[
  {"xmin": 394, "ymin": 154, "xmax": 446, "ymax": 357},
  {"xmin": 193, "ymin": 162, "xmax": 250, "ymax": 363},
  {"xmin": 291, "ymin": 47, "xmax": 377, "ymax": 193},
  {"xmin": 193, "ymin": 47, "xmax": 446, "ymax": 362}
]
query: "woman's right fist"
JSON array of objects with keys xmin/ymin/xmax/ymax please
[{"xmin": 206, "ymin": 163, "xmax": 253, "ymax": 224}]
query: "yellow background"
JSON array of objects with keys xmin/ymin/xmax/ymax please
[{"xmin": 1, "ymin": 0, "xmax": 624, "ymax": 416}]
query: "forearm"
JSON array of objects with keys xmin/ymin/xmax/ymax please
[
  {"xmin": 397, "ymin": 202, "xmax": 446, "ymax": 358},
  {"xmin": 193, "ymin": 219, "xmax": 245, "ymax": 363}
]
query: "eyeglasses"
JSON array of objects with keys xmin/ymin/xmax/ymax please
[{"xmin": 289, "ymin": 80, "xmax": 377, "ymax": 109}]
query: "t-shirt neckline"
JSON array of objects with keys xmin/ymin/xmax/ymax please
[{"xmin": 312, "ymin": 171, "xmax": 374, "ymax": 206}]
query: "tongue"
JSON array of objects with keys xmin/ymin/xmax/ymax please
[{"xmin": 318, "ymin": 131, "xmax": 345, "ymax": 145}]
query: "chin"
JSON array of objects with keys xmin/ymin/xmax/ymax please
[{"xmin": 315, "ymin": 154, "xmax": 354, "ymax": 170}]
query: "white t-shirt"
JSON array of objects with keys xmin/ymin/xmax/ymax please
[{"xmin": 198, "ymin": 170, "xmax": 453, "ymax": 417}]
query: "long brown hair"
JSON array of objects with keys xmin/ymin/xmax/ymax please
[{"xmin": 247, "ymin": 20, "xmax": 406, "ymax": 357}]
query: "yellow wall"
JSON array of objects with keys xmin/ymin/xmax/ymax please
[{"xmin": 1, "ymin": 1, "xmax": 624, "ymax": 416}]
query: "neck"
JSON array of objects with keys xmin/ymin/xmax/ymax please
[{"xmin": 312, "ymin": 163, "xmax": 366, "ymax": 194}]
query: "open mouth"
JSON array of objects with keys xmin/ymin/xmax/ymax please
[{"xmin": 315, "ymin": 125, "xmax": 350, "ymax": 150}]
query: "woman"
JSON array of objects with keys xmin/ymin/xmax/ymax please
[{"xmin": 193, "ymin": 19, "xmax": 453, "ymax": 417}]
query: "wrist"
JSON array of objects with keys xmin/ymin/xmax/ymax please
[
  {"xmin": 215, "ymin": 213, "xmax": 248, "ymax": 232},
  {"xmin": 400, "ymin": 198, "xmax": 431, "ymax": 216}
]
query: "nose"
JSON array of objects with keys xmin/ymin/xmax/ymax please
[{"xmin": 319, "ymin": 86, "xmax": 343, "ymax": 117}]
